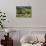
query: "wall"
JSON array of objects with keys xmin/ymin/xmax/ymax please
[{"xmin": 0, "ymin": 0, "xmax": 46, "ymax": 27}]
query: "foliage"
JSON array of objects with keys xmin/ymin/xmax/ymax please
[
  {"xmin": 0, "ymin": 10, "xmax": 6, "ymax": 28},
  {"xmin": 16, "ymin": 6, "xmax": 32, "ymax": 18}
]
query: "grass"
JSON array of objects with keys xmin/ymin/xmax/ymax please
[{"xmin": 16, "ymin": 6, "xmax": 32, "ymax": 18}]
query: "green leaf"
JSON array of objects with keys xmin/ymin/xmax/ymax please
[
  {"xmin": 3, "ymin": 16, "xmax": 6, "ymax": 17},
  {"xmin": 0, "ymin": 12, "xmax": 2, "ymax": 13},
  {"xmin": 4, "ymin": 13, "xmax": 5, "ymax": 15}
]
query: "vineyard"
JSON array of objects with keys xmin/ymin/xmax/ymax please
[{"xmin": 16, "ymin": 6, "xmax": 32, "ymax": 18}]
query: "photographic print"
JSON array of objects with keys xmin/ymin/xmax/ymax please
[{"xmin": 16, "ymin": 6, "xmax": 32, "ymax": 18}]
